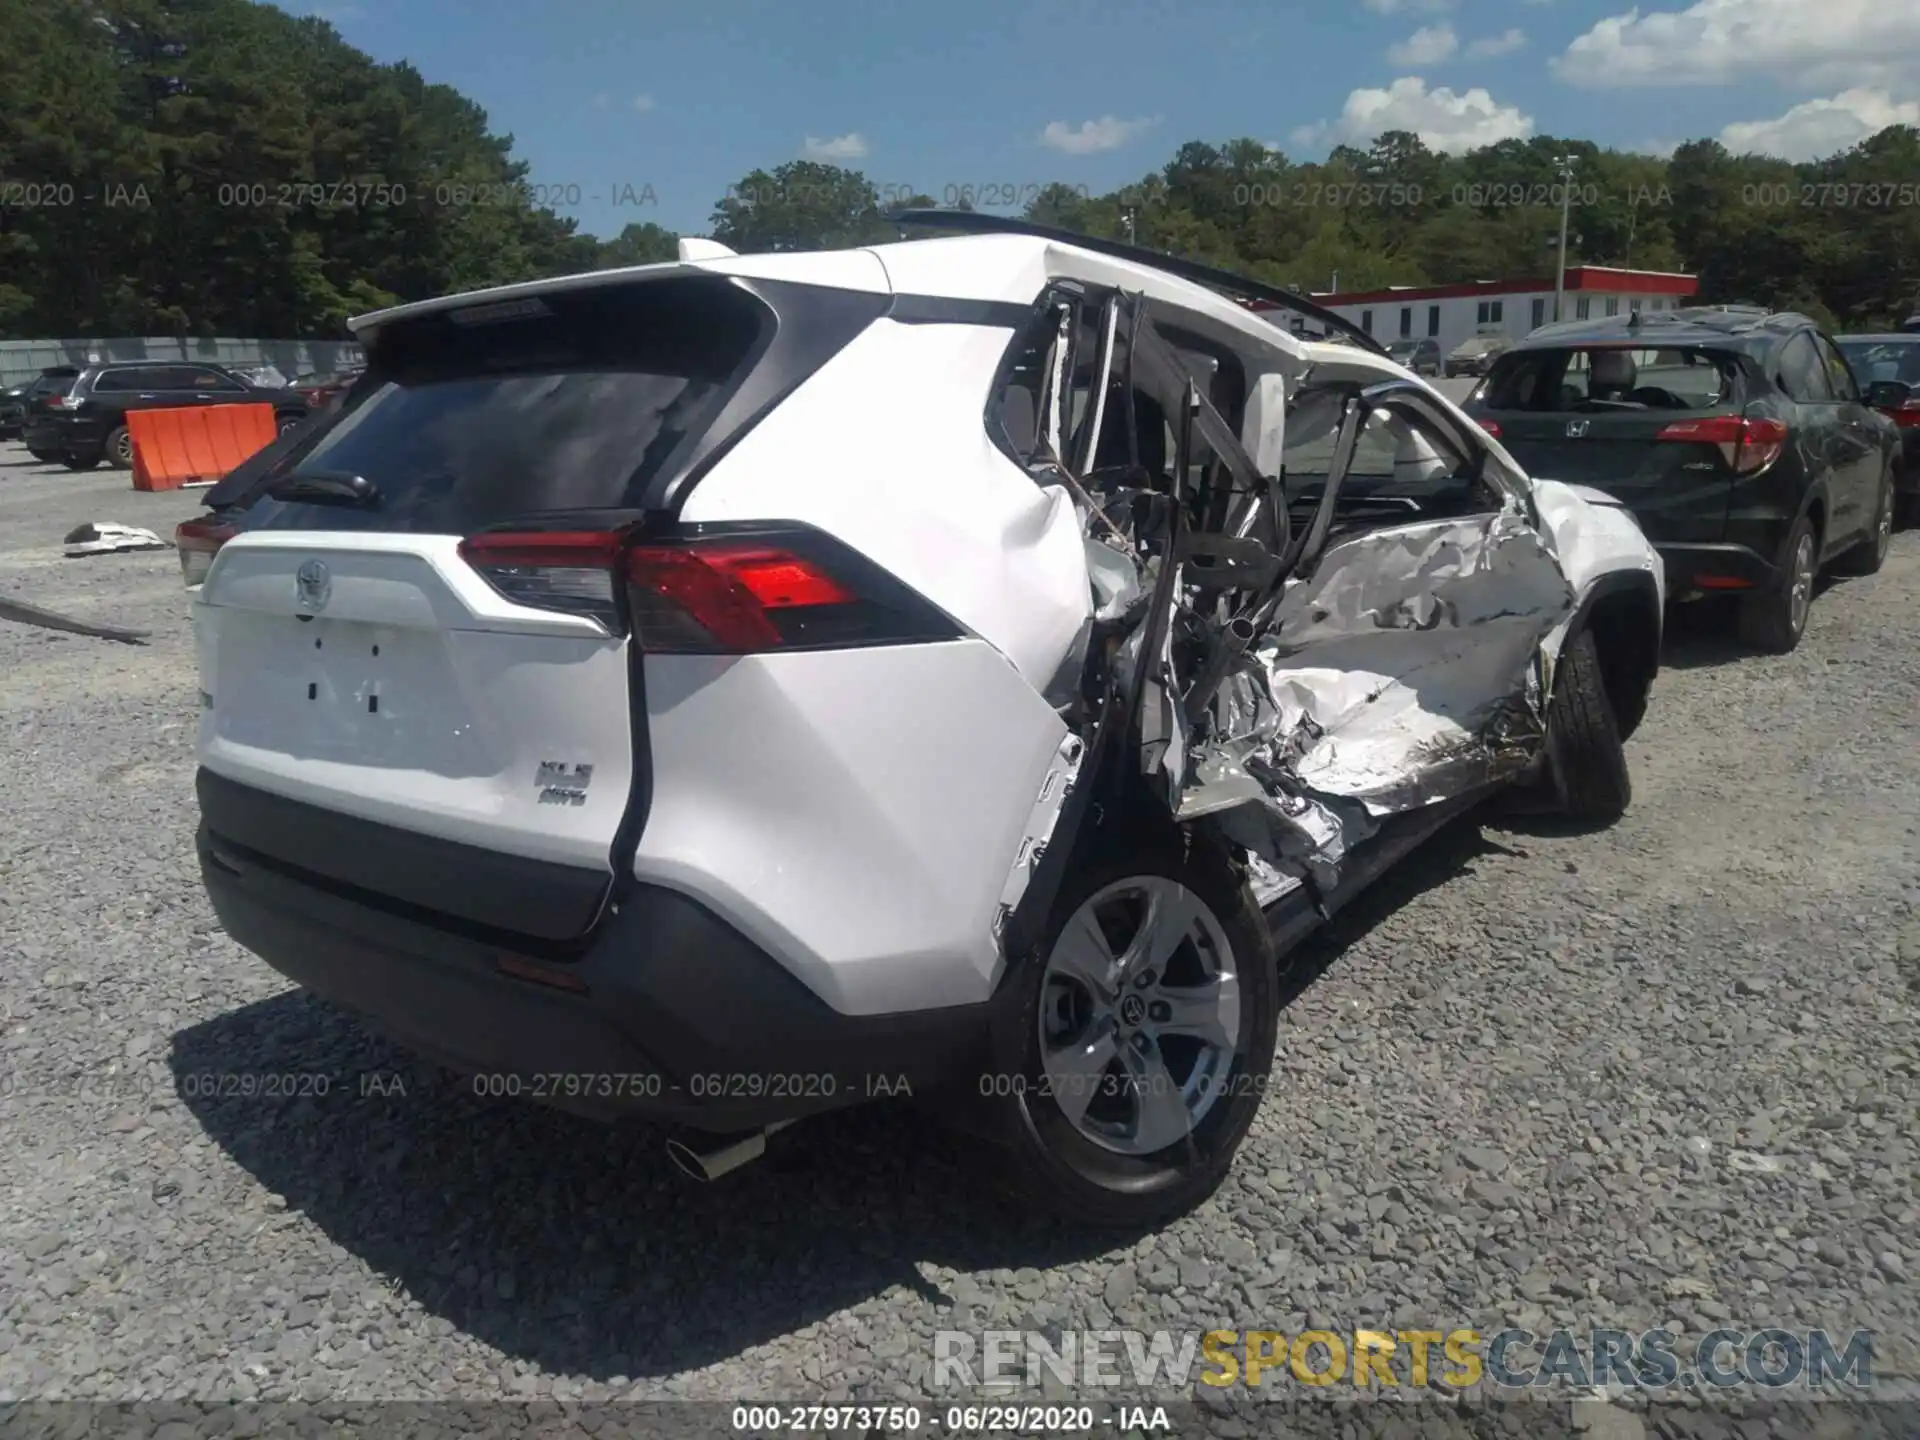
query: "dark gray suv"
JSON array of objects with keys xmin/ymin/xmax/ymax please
[{"xmin": 22, "ymin": 361, "xmax": 309, "ymax": 471}]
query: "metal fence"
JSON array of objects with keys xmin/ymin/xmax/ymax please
[{"xmin": 0, "ymin": 336, "xmax": 364, "ymax": 388}]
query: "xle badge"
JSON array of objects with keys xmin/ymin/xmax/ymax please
[{"xmin": 536, "ymin": 761, "xmax": 593, "ymax": 807}]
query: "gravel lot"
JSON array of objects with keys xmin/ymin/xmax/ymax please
[{"xmin": 1, "ymin": 436, "xmax": 1916, "ymax": 1425}]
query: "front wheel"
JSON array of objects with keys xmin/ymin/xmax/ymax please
[
  {"xmin": 1739, "ymin": 516, "xmax": 1816, "ymax": 654},
  {"xmin": 1833, "ymin": 466, "xmax": 1894, "ymax": 576},
  {"xmin": 987, "ymin": 828, "xmax": 1278, "ymax": 1228},
  {"xmin": 1545, "ymin": 627, "xmax": 1631, "ymax": 821}
]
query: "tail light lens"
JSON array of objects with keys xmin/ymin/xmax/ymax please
[
  {"xmin": 458, "ymin": 525, "xmax": 960, "ymax": 653},
  {"xmin": 1656, "ymin": 415, "xmax": 1788, "ymax": 475},
  {"xmin": 43, "ymin": 393, "xmax": 75, "ymax": 409},
  {"xmin": 1479, "ymin": 419, "xmax": 1502, "ymax": 438},
  {"xmin": 176, "ymin": 517, "xmax": 236, "ymax": 587},
  {"xmin": 456, "ymin": 531, "xmax": 626, "ymax": 627},
  {"xmin": 1893, "ymin": 400, "xmax": 1920, "ymax": 429}
]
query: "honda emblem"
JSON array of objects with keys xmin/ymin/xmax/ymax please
[{"xmin": 1565, "ymin": 419, "xmax": 1590, "ymax": 438}]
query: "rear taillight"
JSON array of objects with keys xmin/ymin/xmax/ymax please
[
  {"xmin": 1479, "ymin": 419, "xmax": 1502, "ymax": 438},
  {"xmin": 43, "ymin": 393, "xmax": 74, "ymax": 409},
  {"xmin": 1656, "ymin": 415, "xmax": 1788, "ymax": 475},
  {"xmin": 623, "ymin": 544, "xmax": 855, "ymax": 650},
  {"xmin": 176, "ymin": 517, "xmax": 236, "ymax": 587},
  {"xmin": 1892, "ymin": 401, "xmax": 1920, "ymax": 429},
  {"xmin": 456, "ymin": 531, "xmax": 626, "ymax": 627},
  {"xmin": 458, "ymin": 526, "xmax": 960, "ymax": 652}
]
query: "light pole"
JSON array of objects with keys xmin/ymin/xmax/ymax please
[
  {"xmin": 1122, "ymin": 206, "xmax": 1136, "ymax": 244},
  {"xmin": 1552, "ymin": 154, "xmax": 1576, "ymax": 323}
]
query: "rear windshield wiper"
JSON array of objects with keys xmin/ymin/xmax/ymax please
[{"xmin": 265, "ymin": 470, "xmax": 381, "ymax": 506}]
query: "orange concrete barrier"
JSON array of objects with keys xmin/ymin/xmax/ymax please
[{"xmin": 128, "ymin": 404, "xmax": 279, "ymax": 492}]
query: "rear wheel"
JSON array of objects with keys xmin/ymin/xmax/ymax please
[
  {"xmin": 988, "ymin": 827, "xmax": 1278, "ymax": 1228},
  {"xmin": 1739, "ymin": 516, "xmax": 1816, "ymax": 654},
  {"xmin": 1545, "ymin": 628, "xmax": 1632, "ymax": 821},
  {"xmin": 1833, "ymin": 465, "xmax": 1894, "ymax": 576},
  {"xmin": 104, "ymin": 425, "xmax": 133, "ymax": 471}
]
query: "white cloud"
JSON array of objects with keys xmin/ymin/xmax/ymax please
[
  {"xmin": 1363, "ymin": 0, "xmax": 1454, "ymax": 13},
  {"xmin": 1467, "ymin": 28, "xmax": 1528, "ymax": 58},
  {"xmin": 801, "ymin": 132, "xmax": 870, "ymax": 162},
  {"xmin": 1554, "ymin": 0, "xmax": 1920, "ymax": 91},
  {"xmin": 630, "ymin": 94, "xmax": 655, "ymax": 113},
  {"xmin": 1719, "ymin": 88, "xmax": 1920, "ymax": 160},
  {"xmin": 1388, "ymin": 24, "xmax": 1458, "ymax": 67},
  {"xmin": 1037, "ymin": 115, "xmax": 1160, "ymax": 155},
  {"xmin": 1292, "ymin": 77, "xmax": 1534, "ymax": 155}
]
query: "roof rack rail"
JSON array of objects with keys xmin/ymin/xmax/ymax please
[{"xmin": 886, "ymin": 208, "xmax": 1388, "ymax": 358}]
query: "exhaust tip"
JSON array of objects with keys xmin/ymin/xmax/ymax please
[{"xmin": 663, "ymin": 1138, "xmax": 713, "ymax": 1183}]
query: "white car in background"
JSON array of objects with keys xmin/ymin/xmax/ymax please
[{"xmin": 186, "ymin": 214, "xmax": 1664, "ymax": 1228}]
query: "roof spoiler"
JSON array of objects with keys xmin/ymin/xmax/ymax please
[{"xmin": 886, "ymin": 208, "xmax": 1388, "ymax": 358}]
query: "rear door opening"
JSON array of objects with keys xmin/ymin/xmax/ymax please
[
  {"xmin": 195, "ymin": 275, "xmax": 792, "ymax": 942},
  {"xmin": 1475, "ymin": 344, "xmax": 1754, "ymax": 543}
]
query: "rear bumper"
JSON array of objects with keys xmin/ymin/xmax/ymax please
[
  {"xmin": 22, "ymin": 415, "xmax": 101, "ymax": 452},
  {"xmin": 1655, "ymin": 542, "xmax": 1778, "ymax": 597},
  {"xmin": 197, "ymin": 795, "xmax": 994, "ymax": 1133}
]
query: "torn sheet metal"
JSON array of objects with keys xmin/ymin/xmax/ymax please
[
  {"xmin": 992, "ymin": 732, "xmax": 1086, "ymax": 943},
  {"xmin": 1176, "ymin": 508, "xmax": 1573, "ymax": 876},
  {"xmin": 63, "ymin": 522, "xmax": 168, "ymax": 557}
]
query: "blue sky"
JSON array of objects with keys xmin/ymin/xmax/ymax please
[{"xmin": 283, "ymin": 0, "xmax": 1920, "ymax": 240}]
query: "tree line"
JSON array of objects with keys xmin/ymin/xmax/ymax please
[{"xmin": 3, "ymin": 0, "xmax": 1917, "ymax": 339}]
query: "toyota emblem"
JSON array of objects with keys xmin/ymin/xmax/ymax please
[{"xmin": 295, "ymin": 559, "xmax": 331, "ymax": 611}]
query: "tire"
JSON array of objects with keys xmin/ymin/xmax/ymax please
[
  {"xmin": 1833, "ymin": 465, "xmax": 1894, "ymax": 576},
  {"xmin": 1545, "ymin": 627, "xmax": 1632, "ymax": 821},
  {"xmin": 104, "ymin": 424, "xmax": 133, "ymax": 471},
  {"xmin": 1738, "ymin": 515, "xmax": 1816, "ymax": 654},
  {"xmin": 61, "ymin": 451, "xmax": 102, "ymax": 471},
  {"xmin": 987, "ymin": 825, "xmax": 1278, "ymax": 1229},
  {"xmin": 27, "ymin": 447, "xmax": 61, "ymax": 463},
  {"xmin": 277, "ymin": 414, "xmax": 305, "ymax": 435}
]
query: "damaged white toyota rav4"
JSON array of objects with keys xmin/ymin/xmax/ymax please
[{"xmin": 190, "ymin": 212, "xmax": 1664, "ymax": 1228}]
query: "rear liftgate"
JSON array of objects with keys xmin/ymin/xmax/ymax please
[{"xmin": 999, "ymin": 295, "xmax": 1576, "ymax": 958}]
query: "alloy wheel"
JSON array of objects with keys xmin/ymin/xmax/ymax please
[
  {"xmin": 113, "ymin": 430, "xmax": 133, "ymax": 466},
  {"xmin": 1038, "ymin": 876, "xmax": 1241, "ymax": 1156},
  {"xmin": 1788, "ymin": 531, "xmax": 1815, "ymax": 636}
]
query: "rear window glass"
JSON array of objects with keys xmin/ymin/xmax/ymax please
[
  {"xmin": 243, "ymin": 277, "xmax": 770, "ymax": 534},
  {"xmin": 1483, "ymin": 347, "xmax": 1735, "ymax": 412}
]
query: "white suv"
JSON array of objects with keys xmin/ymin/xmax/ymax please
[{"xmin": 190, "ymin": 215, "xmax": 1664, "ymax": 1228}]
